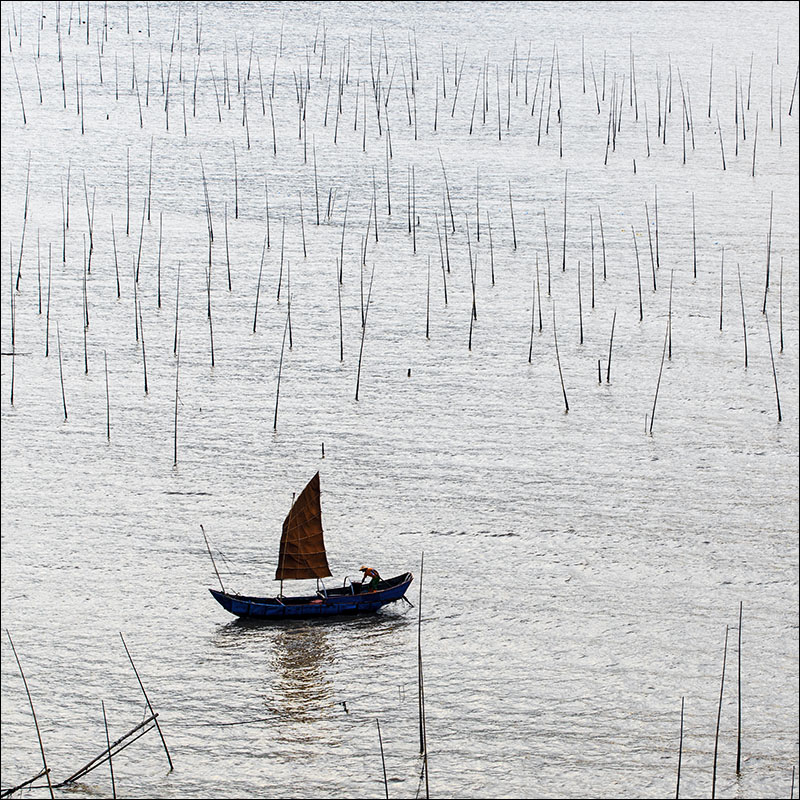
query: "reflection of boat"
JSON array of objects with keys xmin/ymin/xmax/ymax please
[
  {"xmin": 267, "ymin": 624, "xmax": 333, "ymax": 724},
  {"xmin": 210, "ymin": 473, "xmax": 413, "ymax": 620}
]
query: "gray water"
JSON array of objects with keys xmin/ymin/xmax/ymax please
[{"xmin": 1, "ymin": 2, "xmax": 798, "ymax": 798}]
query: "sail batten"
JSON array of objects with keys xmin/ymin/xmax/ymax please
[{"xmin": 275, "ymin": 472, "xmax": 332, "ymax": 581}]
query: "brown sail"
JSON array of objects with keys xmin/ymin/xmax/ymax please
[{"xmin": 275, "ymin": 472, "xmax": 332, "ymax": 581}]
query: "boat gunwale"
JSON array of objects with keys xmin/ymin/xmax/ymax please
[{"xmin": 209, "ymin": 572, "xmax": 414, "ymax": 616}]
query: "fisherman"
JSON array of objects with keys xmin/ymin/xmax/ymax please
[{"xmin": 359, "ymin": 565, "xmax": 381, "ymax": 591}]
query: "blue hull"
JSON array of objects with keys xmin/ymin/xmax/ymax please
[{"xmin": 210, "ymin": 572, "xmax": 413, "ymax": 620}]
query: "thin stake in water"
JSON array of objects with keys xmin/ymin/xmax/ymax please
[
  {"xmin": 6, "ymin": 632, "xmax": 54, "ymax": 799},
  {"xmin": 57, "ymin": 322, "xmax": 67, "ymax": 420},
  {"xmin": 737, "ymin": 601, "xmax": 743, "ymax": 774},
  {"xmin": 273, "ymin": 309, "xmax": 290, "ymax": 431},
  {"xmin": 719, "ymin": 246, "xmax": 725, "ymax": 331},
  {"xmin": 765, "ymin": 311, "xmax": 782, "ymax": 422},
  {"xmin": 607, "ymin": 309, "xmax": 617, "ymax": 383},
  {"xmin": 104, "ymin": 350, "xmax": 110, "ymax": 440},
  {"xmin": 119, "ymin": 634, "xmax": 173, "ymax": 771},
  {"xmin": 649, "ymin": 318, "xmax": 669, "ymax": 434},
  {"xmin": 676, "ymin": 696, "xmax": 685, "ymax": 799},
  {"xmin": 711, "ymin": 626, "xmax": 730, "ymax": 799},
  {"xmin": 101, "ymin": 701, "xmax": 116, "ymax": 800},
  {"xmin": 737, "ymin": 265, "xmax": 748, "ymax": 367},
  {"xmin": 562, "ymin": 171, "xmax": 567, "ymax": 271},
  {"xmin": 253, "ymin": 237, "xmax": 266, "ymax": 333},
  {"xmin": 355, "ymin": 264, "xmax": 377, "ymax": 400},
  {"xmin": 552, "ymin": 302, "xmax": 569, "ymax": 412},
  {"xmin": 376, "ymin": 720, "xmax": 389, "ymax": 800}
]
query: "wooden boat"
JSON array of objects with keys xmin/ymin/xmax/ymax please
[{"xmin": 209, "ymin": 472, "xmax": 413, "ymax": 620}]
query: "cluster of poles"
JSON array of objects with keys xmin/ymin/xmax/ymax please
[
  {"xmin": 674, "ymin": 602, "xmax": 749, "ymax": 800},
  {"xmin": 2, "ymin": 632, "xmax": 172, "ymax": 799},
  {"xmin": 3, "ymin": 3, "xmax": 792, "ymax": 451}
]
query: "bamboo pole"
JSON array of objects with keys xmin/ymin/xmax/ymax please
[
  {"xmin": 737, "ymin": 265, "xmax": 748, "ymax": 367},
  {"xmin": 299, "ymin": 193, "xmax": 307, "ymax": 258},
  {"xmin": 101, "ymin": 701, "xmax": 116, "ymax": 799},
  {"xmin": 0, "ymin": 768, "xmax": 51, "ymax": 799},
  {"xmin": 104, "ymin": 350, "xmax": 110, "ymax": 440},
  {"xmin": 719, "ymin": 246, "xmax": 725, "ymax": 331},
  {"xmin": 561, "ymin": 171, "xmax": 567, "ymax": 271},
  {"xmin": 737, "ymin": 601, "xmax": 743, "ymax": 775},
  {"xmin": 205, "ymin": 261, "xmax": 215, "ymax": 366},
  {"xmin": 11, "ymin": 52, "xmax": 27, "ymax": 124},
  {"xmin": 337, "ymin": 260, "xmax": 344, "ymax": 361},
  {"xmin": 765, "ymin": 311, "xmax": 782, "ymax": 422},
  {"xmin": 466, "ymin": 216, "xmax": 477, "ymax": 323},
  {"xmin": 577, "ymin": 260, "xmax": 583, "ymax": 344},
  {"xmin": 417, "ymin": 552, "xmax": 430, "ymax": 798},
  {"xmin": 425, "ymin": 256, "xmax": 430, "ymax": 339},
  {"xmin": 486, "ymin": 211, "xmax": 495, "ymax": 285},
  {"xmin": 119, "ymin": 634, "xmax": 173, "ymax": 770},
  {"xmin": 5, "ymin": 632, "xmax": 54, "ymax": 798},
  {"xmin": 274, "ymin": 309, "xmax": 290, "ymax": 430},
  {"xmin": 692, "ymin": 194, "xmax": 697, "ymax": 280},
  {"xmin": 779, "ymin": 258, "xmax": 783, "ymax": 352},
  {"xmin": 438, "ymin": 151, "xmax": 455, "ymax": 233},
  {"xmin": 528, "ymin": 263, "xmax": 536, "ymax": 363},
  {"xmin": 147, "ymin": 137, "xmax": 154, "ymax": 221},
  {"xmin": 590, "ymin": 215, "xmax": 595, "ymax": 308},
  {"xmin": 169, "ymin": 260, "xmax": 180, "ymax": 355},
  {"xmin": 442, "ymin": 194, "xmax": 450, "ymax": 273},
  {"xmin": 763, "ymin": 192, "xmax": 773, "ymax": 314},
  {"xmin": 201, "ymin": 525, "xmax": 225, "ymax": 592},
  {"xmin": 645, "ymin": 203, "xmax": 656, "ymax": 291},
  {"xmin": 552, "ymin": 302, "xmax": 569, "ymax": 412},
  {"xmin": 253, "ymin": 238, "xmax": 266, "ymax": 333},
  {"xmin": 57, "ymin": 322, "xmax": 67, "ymax": 420},
  {"xmin": 543, "ymin": 209, "xmax": 552, "ymax": 295},
  {"xmin": 287, "ymin": 262, "xmax": 293, "ymax": 348},
  {"xmin": 125, "ymin": 148, "xmax": 130, "ymax": 234},
  {"xmin": 535, "ymin": 252, "xmax": 543, "ymax": 332},
  {"xmin": 632, "ymin": 225, "xmax": 643, "ymax": 321},
  {"xmin": 173, "ymin": 333, "xmax": 180, "ymax": 466},
  {"xmin": 649, "ymin": 318, "xmax": 669, "ymax": 434},
  {"xmin": 340, "ymin": 194, "xmax": 349, "ymax": 279},
  {"xmin": 417, "ymin": 552, "xmax": 426, "ymax": 754},
  {"xmin": 45, "ymin": 245, "xmax": 51, "ymax": 355},
  {"xmin": 55, "ymin": 714, "xmax": 160, "ymax": 787},
  {"xmin": 36, "ymin": 231, "xmax": 41, "ymax": 314},
  {"xmin": 139, "ymin": 303, "xmax": 149, "ymax": 392},
  {"xmin": 711, "ymin": 626, "xmax": 729, "ymax": 799},
  {"xmin": 598, "ymin": 206, "xmax": 607, "ymax": 281},
  {"xmin": 509, "ymin": 181, "xmax": 517, "ymax": 250},
  {"xmin": 355, "ymin": 263, "xmax": 376, "ymax": 400},
  {"xmin": 667, "ymin": 270, "xmax": 674, "ymax": 359},
  {"xmin": 376, "ymin": 720, "xmax": 389, "ymax": 799},
  {"xmin": 675, "ymin": 696, "xmax": 684, "ymax": 799},
  {"xmin": 9, "ymin": 257, "xmax": 16, "ymax": 405},
  {"xmin": 412, "ymin": 165, "xmax": 416, "ymax": 254}
]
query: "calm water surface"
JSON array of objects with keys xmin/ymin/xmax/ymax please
[{"xmin": 1, "ymin": 2, "xmax": 798, "ymax": 798}]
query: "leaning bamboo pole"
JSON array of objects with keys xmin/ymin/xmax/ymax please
[
  {"xmin": 5, "ymin": 632, "xmax": 54, "ymax": 799},
  {"xmin": 119, "ymin": 634, "xmax": 173, "ymax": 771}
]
